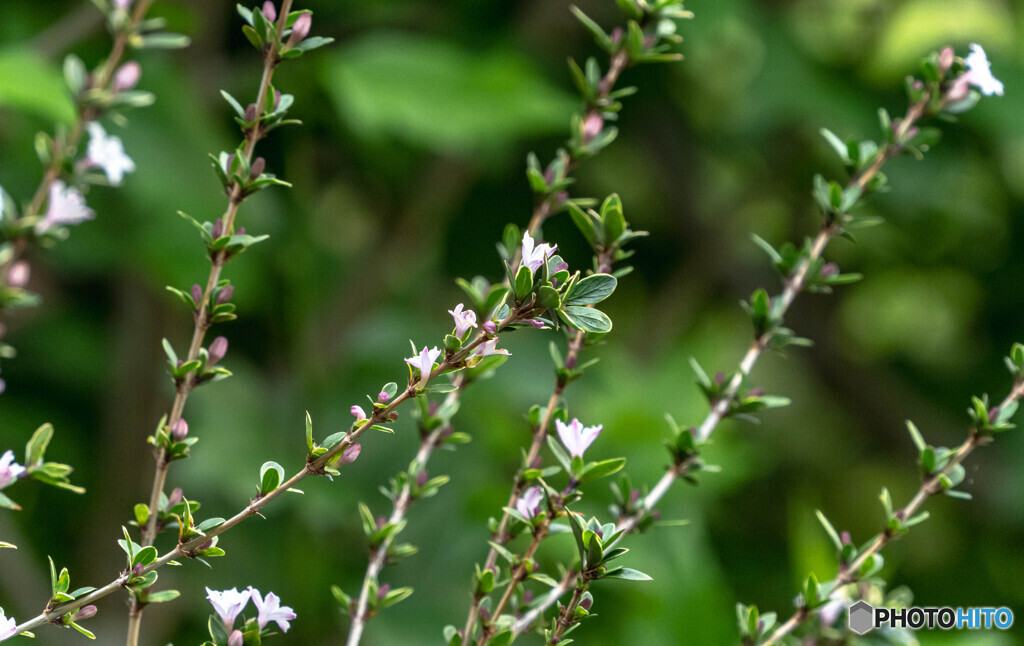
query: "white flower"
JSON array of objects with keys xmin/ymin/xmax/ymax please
[
  {"xmin": 515, "ymin": 486, "xmax": 543, "ymax": 519},
  {"xmin": 0, "ymin": 608, "xmax": 17, "ymax": 639},
  {"xmin": 405, "ymin": 346, "xmax": 442, "ymax": 378},
  {"xmin": 249, "ymin": 588, "xmax": 297, "ymax": 632},
  {"xmin": 86, "ymin": 122, "xmax": 136, "ymax": 185},
  {"xmin": 520, "ymin": 231, "xmax": 557, "ymax": 273},
  {"xmin": 206, "ymin": 587, "xmax": 251, "ymax": 629},
  {"xmin": 555, "ymin": 418, "xmax": 602, "ymax": 459},
  {"xmin": 0, "ymin": 450, "xmax": 25, "ymax": 490},
  {"xmin": 472, "ymin": 338, "xmax": 511, "ymax": 358},
  {"xmin": 448, "ymin": 303, "xmax": 478, "ymax": 337},
  {"xmin": 36, "ymin": 180, "xmax": 94, "ymax": 234},
  {"xmin": 964, "ymin": 44, "xmax": 1004, "ymax": 96}
]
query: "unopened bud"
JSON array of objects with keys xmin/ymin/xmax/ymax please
[
  {"xmin": 483, "ymin": 321, "xmax": 497, "ymax": 335},
  {"xmin": 337, "ymin": 443, "xmax": 361, "ymax": 465},
  {"xmin": 249, "ymin": 157, "xmax": 266, "ymax": 180},
  {"xmin": 582, "ymin": 113, "xmax": 603, "ymax": 142},
  {"xmin": 580, "ymin": 597, "xmax": 593, "ymax": 610},
  {"xmin": 261, "ymin": 1, "xmax": 277, "ymax": 23},
  {"xmin": 6, "ymin": 261, "xmax": 30, "ymax": 288},
  {"xmin": 840, "ymin": 531, "xmax": 852, "ymax": 545},
  {"xmin": 73, "ymin": 605, "xmax": 98, "ymax": 621},
  {"xmin": 748, "ymin": 388, "xmax": 763, "ymax": 397},
  {"xmin": 273, "ymin": 89, "xmax": 282, "ymax": 110},
  {"xmin": 629, "ymin": 489, "xmax": 641, "ymax": 506},
  {"xmin": 989, "ymin": 407, "xmax": 1000, "ymax": 423},
  {"xmin": 167, "ymin": 487, "xmax": 183, "ymax": 508},
  {"xmin": 217, "ymin": 285, "xmax": 234, "ymax": 304},
  {"xmin": 377, "ymin": 583, "xmax": 391, "ymax": 601},
  {"xmin": 564, "ymin": 354, "xmax": 577, "ymax": 370},
  {"xmin": 529, "ymin": 455, "xmax": 543, "ymax": 470},
  {"xmin": 376, "ymin": 516, "xmax": 387, "ymax": 531},
  {"xmin": 171, "ymin": 418, "xmax": 189, "ymax": 441},
  {"xmin": 938, "ymin": 46, "xmax": 955, "ymax": 74},
  {"xmin": 525, "ymin": 319, "xmax": 544, "ymax": 329},
  {"xmin": 478, "ymin": 607, "xmax": 490, "ymax": 623},
  {"xmin": 211, "ymin": 218, "xmax": 224, "ymax": 239},
  {"xmin": 208, "ymin": 336, "xmax": 228, "ymax": 366},
  {"xmin": 522, "ymin": 590, "xmax": 533, "ymax": 605},
  {"xmin": 228, "ymin": 630, "xmax": 244, "ymax": 646},
  {"xmin": 416, "ymin": 470, "xmax": 429, "ymax": 488},
  {"xmin": 288, "ymin": 13, "xmax": 311, "ymax": 45},
  {"xmin": 820, "ymin": 262, "xmax": 839, "ymax": 278},
  {"xmin": 377, "ymin": 391, "xmax": 390, "ymax": 404},
  {"xmin": 244, "ymin": 104, "xmax": 257, "ymax": 123},
  {"xmin": 236, "ymin": 227, "xmax": 246, "ymax": 236},
  {"xmin": 610, "ymin": 26, "xmax": 623, "ymax": 44},
  {"xmin": 388, "ymin": 411, "xmax": 399, "ymax": 421},
  {"xmin": 113, "ymin": 61, "xmax": 141, "ymax": 91},
  {"xmin": 191, "ymin": 284, "xmax": 203, "ymax": 305},
  {"xmin": 132, "ymin": 563, "xmax": 145, "ymax": 576},
  {"xmin": 714, "ymin": 372, "xmax": 725, "ymax": 386}
]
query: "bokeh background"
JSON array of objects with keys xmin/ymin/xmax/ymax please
[{"xmin": 1, "ymin": 0, "xmax": 1023, "ymax": 644}]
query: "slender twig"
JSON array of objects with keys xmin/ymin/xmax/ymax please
[
  {"xmin": 478, "ymin": 520, "xmax": 551, "ymax": 645},
  {"xmin": 762, "ymin": 379, "xmax": 1024, "ymax": 645},
  {"xmin": 613, "ymin": 96, "xmax": 932, "ymax": 538},
  {"xmin": 547, "ymin": 577, "xmax": 588, "ymax": 644},
  {"xmin": 125, "ymin": 5, "xmax": 294, "ymax": 643},
  {"xmin": 344, "ymin": 376, "xmax": 467, "ymax": 646},
  {"xmin": 509, "ymin": 570, "xmax": 578, "ymax": 637}
]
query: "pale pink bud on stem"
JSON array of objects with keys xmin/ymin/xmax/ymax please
[
  {"xmin": 483, "ymin": 321, "xmax": 497, "ymax": 335},
  {"xmin": 167, "ymin": 487, "xmax": 183, "ymax": 508},
  {"xmin": 582, "ymin": 113, "xmax": 603, "ymax": 143},
  {"xmin": 261, "ymin": 1, "xmax": 276, "ymax": 23},
  {"xmin": 171, "ymin": 418, "xmax": 189, "ymax": 441},
  {"xmin": 228, "ymin": 630, "xmax": 244, "ymax": 646},
  {"xmin": 6, "ymin": 261, "xmax": 30, "ymax": 288},
  {"xmin": 288, "ymin": 14, "xmax": 311, "ymax": 45},
  {"xmin": 236, "ymin": 227, "xmax": 246, "ymax": 236},
  {"xmin": 244, "ymin": 104, "xmax": 257, "ymax": 123},
  {"xmin": 840, "ymin": 531, "xmax": 852, "ymax": 545},
  {"xmin": 350, "ymin": 405, "xmax": 367, "ymax": 422},
  {"xmin": 938, "ymin": 47, "xmax": 954, "ymax": 74},
  {"xmin": 377, "ymin": 583, "xmax": 391, "ymax": 602},
  {"xmin": 273, "ymin": 90, "xmax": 282, "ymax": 110},
  {"xmin": 217, "ymin": 285, "xmax": 234, "ymax": 304},
  {"xmin": 249, "ymin": 157, "xmax": 265, "ymax": 180},
  {"xmin": 73, "ymin": 606, "xmax": 97, "ymax": 621},
  {"xmin": 208, "ymin": 336, "xmax": 228, "ymax": 366},
  {"xmin": 113, "ymin": 61, "xmax": 141, "ymax": 91},
  {"xmin": 820, "ymin": 262, "xmax": 839, "ymax": 278},
  {"xmin": 377, "ymin": 391, "xmax": 390, "ymax": 404},
  {"xmin": 416, "ymin": 471, "xmax": 428, "ymax": 488},
  {"xmin": 337, "ymin": 443, "xmax": 361, "ymax": 465},
  {"xmin": 212, "ymin": 218, "xmax": 224, "ymax": 239},
  {"xmin": 191, "ymin": 284, "xmax": 203, "ymax": 305}
]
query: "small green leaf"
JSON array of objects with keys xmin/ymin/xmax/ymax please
[
  {"xmin": 565, "ymin": 274, "xmax": 617, "ymax": 306},
  {"xmin": 259, "ymin": 461, "xmax": 284, "ymax": 495}
]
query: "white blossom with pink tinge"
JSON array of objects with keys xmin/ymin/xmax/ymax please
[
  {"xmin": 0, "ymin": 450, "xmax": 26, "ymax": 490},
  {"xmin": 448, "ymin": 303, "xmax": 478, "ymax": 337},
  {"xmin": 555, "ymin": 418, "xmax": 602, "ymax": 459},
  {"xmin": 472, "ymin": 338, "xmax": 510, "ymax": 358},
  {"xmin": 36, "ymin": 181, "xmax": 94, "ymax": 234},
  {"xmin": 520, "ymin": 231, "xmax": 557, "ymax": 273},
  {"xmin": 86, "ymin": 122, "xmax": 136, "ymax": 185},
  {"xmin": 249, "ymin": 588, "xmax": 297, "ymax": 632},
  {"xmin": 405, "ymin": 345, "xmax": 441, "ymax": 378},
  {"xmin": 0, "ymin": 610, "xmax": 17, "ymax": 640},
  {"xmin": 516, "ymin": 486, "xmax": 544, "ymax": 519},
  {"xmin": 206, "ymin": 587, "xmax": 251, "ymax": 629}
]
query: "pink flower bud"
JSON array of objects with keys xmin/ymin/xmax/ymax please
[
  {"xmin": 273, "ymin": 90, "xmax": 282, "ymax": 110},
  {"xmin": 288, "ymin": 13, "xmax": 311, "ymax": 44},
  {"xmin": 171, "ymin": 418, "xmax": 189, "ymax": 441},
  {"xmin": 73, "ymin": 605, "xmax": 98, "ymax": 621},
  {"xmin": 840, "ymin": 531, "xmax": 852, "ymax": 545},
  {"xmin": 580, "ymin": 597, "xmax": 593, "ymax": 610},
  {"xmin": 525, "ymin": 318, "xmax": 544, "ymax": 329},
  {"xmin": 191, "ymin": 284, "xmax": 203, "ymax": 305},
  {"xmin": 416, "ymin": 470, "xmax": 428, "ymax": 488},
  {"xmin": 249, "ymin": 157, "xmax": 266, "ymax": 180},
  {"xmin": 132, "ymin": 563, "xmax": 145, "ymax": 576},
  {"xmin": 483, "ymin": 321, "xmax": 497, "ymax": 335},
  {"xmin": 377, "ymin": 391, "xmax": 390, "ymax": 404},
  {"xmin": 337, "ymin": 443, "xmax": 361, "ymax": 465},
  {"xmin": 350, "ymin": 405, "xmax": 367, "ymax": 422},
  {"xmin": 261, "ymin": 1, "xmax": 277, "ymax": 23},
  {"xmin": 236, "ymin": 227, "xmax": 246, "ymax": 236},
  {"xmin": 820, "ymin": 262, "xmax": 839, "ymax": 278},
  {"xmin": 217, "ymin": 285, "xmax": 234, "ymax": 304},
  {"xmin": 228, "ymin": 630, "xmax": 244, "ymax": 646},
  {"xmin": 6, "ymin": 261, "xmax": 30, "ymax": 288},
  {"xmin": 212, "ymin": 218, "xmax": 224, "ymax": 239},
  {"xmin": 113, "ymin": 61, "xmax": 141, "ymax": 92},
  {"xmin": 938, "ymin": 46, "xmax": 954, "ymax": 74},
  {"xmin": 208, "ymin": 336, "xmax": 228, "ymax": 366},
  {"xmin": 167, "ymin": 487, "xmax": 183, "ymax": 508},
  {"xmin": 582, "ymin": 113, "xmax": 603, "ymax": 142},
  {"xmin": 244, "ymin": 104, "xmax": 257, "ymax": 123},
  {"xmin": 377, "ymin": 583, "xmax": 391, "ymax": 601}
]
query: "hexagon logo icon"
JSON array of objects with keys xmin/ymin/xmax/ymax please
[{"xmin": 848, "ymin": 600, "xmax": 875, "ymax": 635}]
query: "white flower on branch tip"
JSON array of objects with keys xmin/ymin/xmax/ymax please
[
  {"xmin": 472, "ymin": 338, "xmax": 510, "ymax": 358},
  {"xmin": 516, "ymin": 486, "xmax": 544, "ymax": 519},
  {"xmin": 555, "ymin": 418, "xmax": 602, "ymax": 459},
  {"xmin": 36, "ymin": 180, "xmax": 94, "ymax": 234},
  {"xmin": 405, "ymin": 346, "xmax": 441, "ymax": 378},
  {"xmin": 0, "ymin": 450, "xmax": 25, "ymax": 490},
  {"xmin": 206, "ymin": 587, "xmax": 251, "ymax": 629},
  {"xmin": 448, "ymin": 303, "xmax": 478, "ymax": 337},
  {"xmin": 963, "ymin": 44, "xmax": 1003, "ymax": 96},
  {"xmin": 86, "ymin": 122, "xmax": 135, "ymax": 185},
  {"xmin": 0, "ymin": 610, "xmax": 17, "ymax": 640},
  {"xmin": 520, "ymin": 231, "xmax": 557, "ymax": 273},
  {"xmin": 249, "ymin": 588, "xmax": 297, "ymax": 632}
]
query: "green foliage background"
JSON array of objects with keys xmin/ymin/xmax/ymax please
[{"xmin": 1, "ymin": 0, "xmax": 1022, "ymax": 644}]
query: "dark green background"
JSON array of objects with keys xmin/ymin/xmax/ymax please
[{"xmin": 0, "ymin": 0, "xmax": 1022, "ymax": 644}]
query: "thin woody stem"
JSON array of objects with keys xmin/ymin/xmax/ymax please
[
  {"xmin": 508, "ymin": 570, "xmax": 577, "ymax": 637},
  {"xmin": 614, "ymin": 94, "xmax": 933, "ymax": 537},
  {"xmin": 761, "ymin": 379, "xmax": 1024, "ymax": 646},
  {"xmin": 548, "ymin": 578, "xmax": 588, "ymax": 644},
  {"xmin": 479, "ymin": 521, "xmax": 551, "ymax": 645},
  {"xmin": 345, "ymin": 376, "xmax": 467, "ymax": 646}
]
